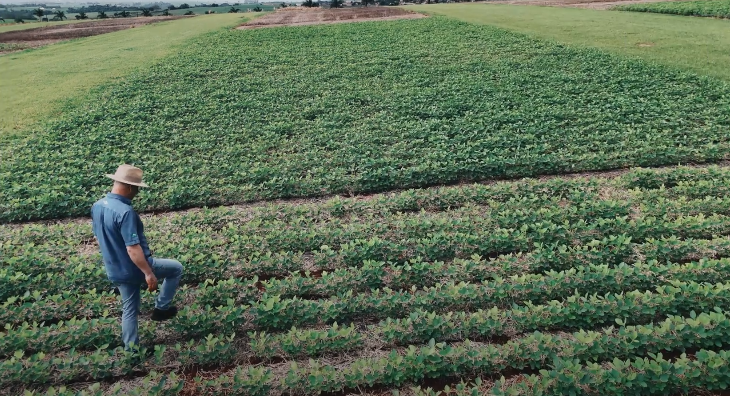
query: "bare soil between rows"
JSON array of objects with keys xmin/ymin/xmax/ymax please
[
  {"xmin": 237, "ymin": 7, "xmax": 426, "ymax": 29},
  {"xmin": 0, "ymin": 16, "xmax": 186, "ymax": 53}
]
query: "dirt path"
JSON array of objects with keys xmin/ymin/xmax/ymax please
[
  {"xmin": 0, "ymin": 16, "xmax": 186, "ymax": 53},
  {"xmin": 238, "ymin": 7, "xmax": 425, "ymax": 29}
]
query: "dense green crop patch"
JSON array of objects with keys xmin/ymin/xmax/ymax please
[
  {"xmin": 614, "ymin": 0, "xmax": 730, "ymax": 18},
  {"xmin": 2, "ymin": 17, "xmax": 730, "ymax": 222}
]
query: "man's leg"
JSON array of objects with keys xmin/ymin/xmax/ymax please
[
  {"xmin": 116, "ymin": 282, "xmax": 141, "ymax": 350},
  {"xmin": 150, "ymin": 258, "xmax": 183, "ymax": 311}
]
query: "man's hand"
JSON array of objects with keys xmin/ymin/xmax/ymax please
[
  {"xmin": 127, "ymin": 244, "xmax": 156, "ymax": 290},
  {"xmin": 145, "ymin": 272, "xmax": 158, "ymax": 292}
]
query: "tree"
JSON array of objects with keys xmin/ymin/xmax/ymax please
[
  {"xmin": 97, "ymin": 11, "xmax": 108, "ymax": 18},
  {"xmin": 183, "ymin": 10, "xmax": 195, "ymax": 15},
  {"xmin": 179, "ymin": 3, "xmax": 190, "ymax": 8},
  {"xmin": 15, "ymin": 17, "xmax": 25, "ymax": 23},
  {"xmin": 53, "ymin": 10, "xmax": 66, "ymax": 20},
  {"xmin": 75, "ymin": 11, "xmax": 88, "ymax": 19},
  {"xmin": 119, "ymin": 10, "xmax": 130, "ymax": 17},
  {"xmin": 141, "ymin": 8, "xmax": 153, "ymax": 16},
  {"xmin": 162, "ymin": 9, "xmax": 170, "ymax": 16},
  {"xmin": 32, "ymin": 8, "xmax": 44, "ymax": 21},
  {"xmin": 228, "ymin": 6, "xmax": 240, "ymax": 12},
  {"xmin": 280, "ymin": 2, "xmax": 287, "ymax": 7},
  {"xmin": 330, "ymin": 0, "xmax": 343, "ymax": 7},
  {"xmin": 302, "ymin": 0, "xmax": 314, "ymax": 6},
  {"xmin": 252, "ymin": 6, "xmax": 262, "ymax": 11},
  {"xmin": 362, "ymin": 0, "xmax": 374, "ymax": 5}
]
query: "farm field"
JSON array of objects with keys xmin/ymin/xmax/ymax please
[
  {"xmin": 2, "ymin": 17, "xmax": 730, "ymax": 222},
  {"xmin": 4, "ymin": 4, "xmax": 730, "ymax": 395},
  {"xmin": 0, "ymin": 13, "xmax": 256, "ymax": 138},
  {"xmin": 0, "ymin": 20, "xmax": 84, "ymax": 33},
  {"xmin": 613, "ymin": 0, "xmax": 730, "ymax": 18},
  {"xmin": 408, "ymin": 3, "xmax": 730, "ymax": 81},
  {"xmin": 6, "ymin": 165, "xmax": 730, "ymax": 394},
  {"xmin": 167, "ymin": 4, "xmax": 278, "ymax": 15}
]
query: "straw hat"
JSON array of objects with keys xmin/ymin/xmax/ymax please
[{"xmin": 105, "ymin": 164, "xmax": 149, "ymax": 188}]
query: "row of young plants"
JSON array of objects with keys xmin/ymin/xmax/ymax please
[
  {"xmin": 194, "ymin": 234, "xmax": 730, "ymax": 307},
  {"xmin": 8, "ymin": 163, "xmax": 726, "ymax": 265},
  {"xmin": 4, "ymin": 164, "xmax": 727, "ymax": 251},
  {"xmin": 22, "ymin": 371, "xmax": 184, "ymax": 396},
  {"xmin": 3, "ymin": 17, "xmax": 730, "ymax": 222},
  {"xmin": 0, "ymin": 317, "xmax": 155, "ymax": 358},
  {"xmin": 6, "ymin": 256, "xmax": 730, "ymax": 357},
  {"xmin": 619, "ymin": 165, "xmax": 730, "ymax": 190},
  {"xmin": 6, "ymin": 180, "xmax": 730, "ymax": 270},
  {"xmin": 22, "ymin": 347, "xmax": 730, "ymax": 396},
  {"xmin": 2, "ymin": 189, "xmax": 629, "ymax": 273},
  {"xmin": 248, "ymin": 280, "xmax": 730, "ymax": 359},
  {"xmin": 491, "ymin": 349, "xmax": 730, "ymax": 396},
  {"xmin": 1, "ymin": 332, "xmax": 241, "ymax": 388},
  {"xmin": 4, "ymin": 169, "xmax": 729, "ymax": 286},
  {"xmin": 613, "ymin": 0, "xmax": 730, "ymax": 18},
  {"xmin": 7, "ymin": 256, "xmax": 729, "ymax": 353},
  {"xmin": 197, "ymin": 310, "xmax": 730, "ymax": 394},
  {"xmin": 6, "ymin": 198, "xmax": 730, "ymax": 302},
  {"xmin": 6, "ymin": 164, "xmax": 728, "ymax": 249},
  {"xmin": 413, "ymin": 349, "xmax": 730, "ymax": 396}
]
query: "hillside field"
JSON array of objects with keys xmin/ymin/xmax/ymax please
[{"xmin": 3, "ymin": 5, "xmax": 730, "ymax": 396}]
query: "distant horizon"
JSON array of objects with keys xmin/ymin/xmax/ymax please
[{"xmin": 0, "ymin": 0, "xmax": 289, "ymax": 4}]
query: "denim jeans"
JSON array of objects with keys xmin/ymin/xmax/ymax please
[{"xmin": 115, "ymin": 258, "xmax": 183, "ymax": 350}]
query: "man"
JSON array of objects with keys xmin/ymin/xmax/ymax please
[{"xmin": 91, "ymin": 164, "xmax": 184, "ymax": 351}]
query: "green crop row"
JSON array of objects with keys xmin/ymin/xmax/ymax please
[
  {"xmin": 3, "ymin": 16, "xmax": 730, "ymax": 222},
  {"xmin": 249, "ymin": 281, "xmax": 730, "ymax": 359},
  {"xmin": 190, "ymin": 258, "xmax": 730, "ymax": 332},
  {"xmin": 6, "ymin": 195, "xmax": 730, "ymax": 302},
  {"xmin": 9, "ymin": 164, "xmax": 729, "ymax": 262},
  {"xmin": 413, "ymin": 350, "xmax": 730, "ymax": 396},
  {"xmin": 27, "ymin": 346, "xmax": 730, "ymax": 396},
  {"xmin": 7, "ymin": 258, "xmax": 729, "ymax": 356},
  {"xmin": 0, "ymin": 317, "xmax": 154, "ymax": 358},
  {"xmin": 201, "ymin": 310, "xmax": 730, "ymax": 394},
  {"xmin": 5, "ymin": 256, "xmax": 730, "ymax": 334},
  {"xmin": 23, "ymin": 371, "xmax": 184, "ymax": 396},
  {"xmin": 492, "ymin": 350, "xmax": 730, "ymax": 395},
  {"xmin": 620, "ymin": 165, "xmax": 730, "ymax": 190},
  {"xmin": 2, "ymin": 332, "xmax": 241, "ymax": 388},
  {"xmin": 613, "ymin": 0, "xmax": 730, "ymax": 18}
]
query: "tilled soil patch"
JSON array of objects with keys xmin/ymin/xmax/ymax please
[
  {"xmin": 0, "ymin": 16, "xmax": 186, "ymax": 53},
  {"xmin": 238, "ymin": 7, "xmax": 426, "ymax": 29}
]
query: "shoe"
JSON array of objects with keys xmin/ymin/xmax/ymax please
[{"xmin": 151, "ymin": 306, "xmax": 178, "ymax": 321}]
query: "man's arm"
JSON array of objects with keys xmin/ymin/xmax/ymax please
[{"xmin": 127, "ymin": 244, "xmax": 158, "ymax": 291}]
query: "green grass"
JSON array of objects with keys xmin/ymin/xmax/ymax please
[
  {"xmin": 0, "ymin": 14, "xmax": 256, "ymax": 137},
  {"xmin": 2, "ymin": 17, "xmax": 730, "ymax": 222},
  {"xmin": 405, "ymin": 3, "xmax": 730, "ymax": 81}
]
